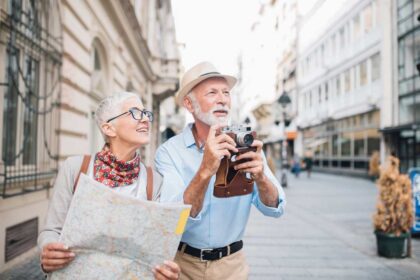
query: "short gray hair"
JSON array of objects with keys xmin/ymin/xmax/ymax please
[{"xmin": 95, "ymin": 91, "xmax": 142, "ymax": 141}]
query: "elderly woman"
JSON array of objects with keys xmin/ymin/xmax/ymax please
[{"xmin": 38, "ymin": 92, "xmax": 180, "ymax": 280}]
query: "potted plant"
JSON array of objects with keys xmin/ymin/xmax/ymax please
[{"xmin": 373, "ymin": 156, "xmax": 413, "ymax": 258}]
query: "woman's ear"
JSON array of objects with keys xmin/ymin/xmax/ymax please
[
  {"xmin": 101, "ymin": 122, "xmax": 117, "ymax": 139},
  {"xmin": 183, "ymin": 96, "xmax": 194, "ymax": 114}
]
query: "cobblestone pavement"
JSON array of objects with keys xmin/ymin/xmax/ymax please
[
  {"xmin": 243, "ymin": 171, "xmax": 420, "ymax": 280},
  {"xmin": 1, "ymin": 172, "xmax": 419, "ymax": 280},
  {"xmin": 0, "ymin": 249, "xmax": 43, "ymax": 280}
]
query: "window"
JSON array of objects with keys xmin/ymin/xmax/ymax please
[
  {"xmin": 22, "ymin": 55, "xmax": 39, "ymax": 165},
  {"xmin": 332, "ymin": 134, "xmax": 339, "ymax": 156},
  {"xmin": 371, "ymin": 53, "xmax": 381, "ymax": 81},
  {"xmin": 354, "ymin": 131, "xmax": 366, "ymax": 156},
  {"xmin": 360, "ymin": 60, "xmax": 368, "ymax": 86},
  {"xmin": 325, "ymin": 83, "xmax": 328, "ymax": 101},
  {"xmin": 399, "ymin": 95, "xmax": 415, "ymax": 124},
  {"xmin": 2, "ymin": 48, "xmax": 20, "ymax": 165},
  {"xmin": 309, "ymin": 92, "xmax": 312, "ymax": 107},
  {"xmin": 415, "ymin": 93, "xmax": 420, "ymax": 122},
  {"xmin": 27, "ymin": 0, "xmax": 40, "ymax": 38},
  {"xmin": 345, "ymin": 70, "xmax": 351, "ymax": 92},
  {"xmin": 318, "ymin": 86, "xmax": 322, "ymax": 103},
  {"xmin": 363, "ymin": 4, "xmax": 373, "ymax": 33},
  {"xmin": 322, "ymin": 137, "xmax": 329, "ymax": 156},
  {"xmin": 331, "ymin": 34, "xmax": 336, "ymax": 56},
  {"xmin": 339, "ymin": 27, "xmax": 345, "ymax": 49},
  {"xmin": 8, "ymin": 0, "xmax": 22, "ymax": 21},
  {"xmin": 366, "ymin": 129, "xmax": 380, "ymax": 155},
  {"xmin": 91, "ymin": 39, "xmax": 108, "ymax": 96},
  {"xmin": 336, "ymin": 76, "xmax": 341, "ymax": 97},
  {"xmin": 353, "ymin": 15, "xmax": 361, "ymax": 39},
  {"xmin": 341, "ymin": 132, "xmax": 352, "ymax": 156}
]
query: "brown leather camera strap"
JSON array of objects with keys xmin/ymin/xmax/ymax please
[{"xmin": 214, "ymin": 147, "xmax": 256, "ymax": 198}]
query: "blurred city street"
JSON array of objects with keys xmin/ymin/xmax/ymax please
[
  {"xmin": 243, "ymin": 171, "xmax": 420, "ymax": 280},
  {"xmin": 2, "ymin": 171, "xmax": 420, "ymax": 279}
]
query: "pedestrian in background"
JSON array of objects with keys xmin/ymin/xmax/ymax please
[
  {"xmin": 291, "ymin": 154, "xmax": 301, "ymax": 178},
  {"xmin": 303, "ymin": 150, "xmax": 314, "ymax": 178},
  {"xmin": 38, "ymin": 92, "xmax": 180, "ymax": 280},
  {"xmin": 155, "ymin": 62, "xmax": 286, "ymax": 280}
]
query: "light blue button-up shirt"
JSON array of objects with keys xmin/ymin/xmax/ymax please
[{"xmin": 155, "ymin": 123, "xmax": 286, "ymax": 249}]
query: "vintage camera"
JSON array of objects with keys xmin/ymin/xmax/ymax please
[{"xmin": 220, "ymin": 124, "xmax": 255, "ymax": 148}]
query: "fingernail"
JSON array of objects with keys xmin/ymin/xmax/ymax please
[
  {"xmin": 63, "ymin": 245, "xmax": 69, "ymax": 250},
  {"xmin": 164, "ymin": 260, "xmax": 169, "ymax": 265},
  {"xmin": 70, "ymin": 253, "xmax": 75, "ymax": 257}
]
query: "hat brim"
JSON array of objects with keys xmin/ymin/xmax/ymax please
[{"xmin": 175, "ymin": 74, "xmax": 237, "ymax": 106}]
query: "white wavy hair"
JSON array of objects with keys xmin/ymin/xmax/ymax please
[{"xmin": 95, "ymin": 91, "xmax": 142, "ymax": 142}]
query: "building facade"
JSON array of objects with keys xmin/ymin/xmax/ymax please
[
  {"xmin": 0, "ymin": 0, "xmax": 179, "ymax": 271},
  {"xmin": 382, "ymin": 0, "xmax": 420, "ymax": 173},
  {"xmin": 295, "ymin": 0, "xmax": 385, "ymax": 176}
]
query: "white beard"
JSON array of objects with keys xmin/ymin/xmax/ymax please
[{"xmin": 189, "ymin": 94, "xmax": 231, "ymax": 126}]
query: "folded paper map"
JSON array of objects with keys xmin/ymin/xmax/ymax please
[{"xmin": 50, "ymin": 174, "xmax": 190, "ymax": 280}]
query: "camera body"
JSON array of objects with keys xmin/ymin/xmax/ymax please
[
  {"xmin": 220, "ymin": 124, "xmax": 255, "ymax": 148},
  {"xmin": 214, "ymin": 124, "xmax": 258, "ymax": 198}
]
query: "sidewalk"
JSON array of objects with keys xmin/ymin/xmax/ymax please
[
  {"xmin": 2, "ymin": 172, "xmax": 419, "ymax": 279},
  {"xmin": 243, "ymin": 171, "xmax": 420, "ymax": 280}
]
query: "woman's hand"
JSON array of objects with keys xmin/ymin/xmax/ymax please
[
  {"xmin": 40, "ymin": 243, "xmax": 75, "ymax": 272},
  {"xmin": 153, "ymin": 260, "xmax": 180, "ymax": 280}
]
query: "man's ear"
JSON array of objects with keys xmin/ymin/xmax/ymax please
[
  {"xmin": 183, "ymin": 96, "xmax": 194, "ymax": 113},
  {"xmin": 101, "ymin": 122, "xmax": 117, "ymax": 139}
]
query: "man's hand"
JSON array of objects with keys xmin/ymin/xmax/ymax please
[
  {"xmin": 234, "ymin": 140, "xmax": 279, "ymax": 207},
  {"xmin": 184, "ymin": 124, "xmax": 238, "ymax": 217},
  {"xmin": 40, "ymin": 243, "xmax": 75, "ymax": 272},
  {"xmin": 234, "ymin": 140, "xmax": 264, "ymax": 182},
  {"xmin": 153, "ymin": 260, "xmax": 180, "ymax": 280},
  {"xmin": 200, "ymin": 124, "xmax": 238, "ymax": 177}
]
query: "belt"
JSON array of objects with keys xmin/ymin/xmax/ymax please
[{"xmin": 177, "ymin": 240, "xmax": 243, "ymax": 261}]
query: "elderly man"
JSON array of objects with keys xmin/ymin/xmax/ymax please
[{"xmin": 155, "ymin": 62, "xmax": 286, "ymax": 279}]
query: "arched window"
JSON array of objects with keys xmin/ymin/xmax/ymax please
[{"xmin": 91, "ymin": 38, "xmax": 108, "ymax": 97}]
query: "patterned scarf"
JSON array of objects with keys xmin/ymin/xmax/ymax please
[{"xmin": 94, "ymin": 145, "xmax": 140, "ymax": 188}]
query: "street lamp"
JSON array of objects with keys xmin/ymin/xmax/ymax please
[{"xmin": 277, "ymin": 85, "xmax": 291, "ymax": 187}]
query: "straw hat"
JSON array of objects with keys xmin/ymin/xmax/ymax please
[{"xmin": 175, "ymin": 62, "xmax": 237, "ymax": 106}]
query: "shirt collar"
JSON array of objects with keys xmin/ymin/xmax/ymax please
[{"xmin": 183, "ymin": 123, "xmax": 196, "ymax": 148}]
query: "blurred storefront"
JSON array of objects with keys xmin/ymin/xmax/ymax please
[
  {"xmin": 381, "ymin": 0, "xmax": 420, "ymax": 173},
  {"xmin": 302, "ymin": 110, "xmax": 380, "ymax": 176}
]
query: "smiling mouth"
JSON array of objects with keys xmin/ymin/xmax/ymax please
[{"xmin": 136, "ymin": 127, "xmax": 149, "ymax": 133}]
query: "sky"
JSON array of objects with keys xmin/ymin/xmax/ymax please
[{"xmin": 170, "ymin": 0, "xmax": 261, "ymax": 76}]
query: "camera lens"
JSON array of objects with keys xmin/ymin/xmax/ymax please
[{"xmin": 237, "ymin": 133, "xmax": 254, "ymax": 147}]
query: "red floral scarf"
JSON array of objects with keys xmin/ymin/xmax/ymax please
[{"xmin": 94, "ymin": 145, "xmax": 140, "ymax": 188}]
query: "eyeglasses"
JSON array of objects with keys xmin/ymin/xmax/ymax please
[{"xmin": 106, "ymin": 107, "xmax": 154, "ymax": 123}]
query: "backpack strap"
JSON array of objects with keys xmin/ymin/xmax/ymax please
[
  {"xmin": 146, "ymin": 166, "xmax": 153, "ymax": 201},
  {"xmin": 73, "ymin": 155, "xmax": 91, "ymax": 193}
]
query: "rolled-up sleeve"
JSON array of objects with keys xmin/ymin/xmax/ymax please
[{"xmin": 252, "ymin": 152, "xmax": 286, "ymax": 217}]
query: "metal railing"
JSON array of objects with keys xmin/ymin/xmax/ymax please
[{"xmin": 0, "ymin": 0, "xmax": 62, "ymax": 198}]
